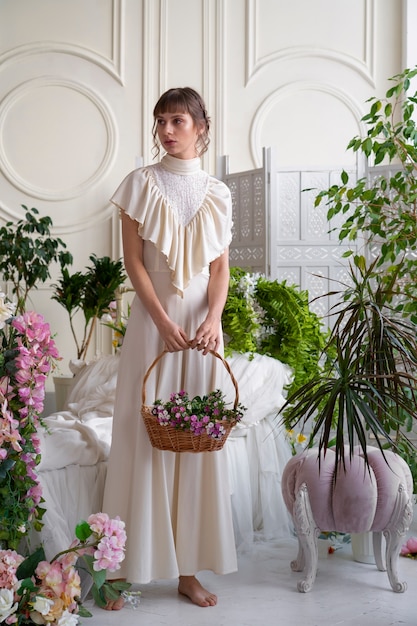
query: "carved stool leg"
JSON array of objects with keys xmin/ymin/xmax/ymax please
[
  {"xmin": 291, "ymin": 483, "xmax": 320, "ymax": 592},
  {"xmin": 372, "ymin": 532, "xmax": 385, "ymax": 572},
  {"xmin": 384, "ymin": 484, "xmax": 413, "ymax": 593}
]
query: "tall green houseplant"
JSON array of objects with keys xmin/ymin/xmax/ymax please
[
  {"xmin": 316, "ymin": 66, "xmax": 417, "ymax": 319},
  {"xmin": 0, "ymin": 206, "xmax": 72, "ymax": 313},
  {"xmin": 283, "ymin": 66, "xmax": 417, "ymax": 487}
]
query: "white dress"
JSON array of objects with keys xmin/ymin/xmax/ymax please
[{"xmin": 102, "ymin": 154, "xmax": 238, "ymax": 583}]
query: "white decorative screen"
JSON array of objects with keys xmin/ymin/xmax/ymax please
[
  {"xmin": 218, "ymin": 148, "xmax": 273, "ymax": 276},
  {"xmin": 219, "ymin": 152, "xmax": 359, "ymax": 327}
]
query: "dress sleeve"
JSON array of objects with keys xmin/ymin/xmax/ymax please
[{"xmin": 110, "ymin": 169, "xmax": 233, "ymax": 295}]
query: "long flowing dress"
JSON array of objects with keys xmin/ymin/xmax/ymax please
[{"xmin": 102, "ymin": 154, "xmax": 238, "ymax": 584}]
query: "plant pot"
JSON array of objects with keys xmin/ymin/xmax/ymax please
[
  {"xmin": 53, "ymin": 375, "xmax": 74, "ymax": 412},
  {"xmin": 351, "ymin": 532, "xmax": 375, "ymax": 564}
]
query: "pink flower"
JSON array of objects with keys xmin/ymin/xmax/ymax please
[
  {"xmin": 87, "ymin": 512, "xmax": 109, "ymax": 535},
  {"xmin": 0, "ymin": 550, "xmax": 25, "ymax": 589},
  {"xmin": 93, "ymin": 535, "xmax": 125, "ymax": 572},
  {"xmin": 62, "ymin": 566, "xmax": 81, "ymax": 600},
  {"xmin": 36, "ymin": 561, "xmax": 65, "ymax": 597},
  {"xmin": 400, "ymin": 536, "xmax": 417, "ymax": 556}
]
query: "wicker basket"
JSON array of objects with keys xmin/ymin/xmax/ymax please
[{"xmin": 141, "ymin": 349, "xmax": 240, "ymax": 453}]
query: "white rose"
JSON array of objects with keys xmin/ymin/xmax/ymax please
[
  {"xmin": 56, "ymin": 609, "xmax": 80, "ymax": 626},
  {"xmin": 31, "ymin": 595, "xmax": 55, "ymax": 616},
  {"xmin": 0, "ymin": 588, "xmax": 18, "ymax": 621}
]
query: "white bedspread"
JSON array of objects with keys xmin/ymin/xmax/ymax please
[{"xmin": 35, "ymin": 352, "xmax": 294, "ymax": 558}]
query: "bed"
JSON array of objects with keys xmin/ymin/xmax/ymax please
[{"xmin": 32, "ymin": 351, "xmax": 294, "ymax": 560}]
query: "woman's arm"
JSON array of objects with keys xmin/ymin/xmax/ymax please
[
  {"xmin": 121, "ymin": 211, "xmax": 189, "ymax": 351},
  {"xmin": 190, "ymin": 248, "xmax": 230, "ymax": 354}
]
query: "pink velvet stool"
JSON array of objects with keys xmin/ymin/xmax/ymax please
[{"xmin": 281, "ymin": 446, "xmax": 413, "ymax": 592}]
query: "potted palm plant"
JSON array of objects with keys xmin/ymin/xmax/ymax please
[
  {"xmin": 52, "ymin": 253, "xmax": 127, "ymax": 362},
  {"xmin": 281, "ymin": 254, "xmax": 417, "ymax": 479},
  {"xmin": 51, "ymin": 254, "xmax": 126, "ymax": 409},
  {"xmin": 280, "ymin": 69, "xmax": 417, "ymax": 568},
  {"xmin": 280, "ymin": 253, "xmax": 417, "ymax": 564}
]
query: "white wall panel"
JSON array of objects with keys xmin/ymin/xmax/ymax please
[
  {"xmin": 0, "ymin": 0, "xmax": 409, "ymax": 383},
  {"xmin": 224, "ymin": 0, "xmax": 402, "ymax": 172},
  {"xmin": 0, "ymin": 0, "xmax": 142, "ymax": 380}
]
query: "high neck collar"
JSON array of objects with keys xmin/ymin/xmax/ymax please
[{"xmin": 160, "ymin": 154, "xmax": 201, "ymax": 175}]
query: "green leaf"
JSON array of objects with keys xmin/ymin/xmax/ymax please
[
  {"xmin": 16, "ymin": 546, "xmax": 46, "ymax": 579},
  {"xmin": 75, "ymin": 520, "xmax": 92, "ymax": 542}
]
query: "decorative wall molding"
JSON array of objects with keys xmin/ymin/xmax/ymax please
[
  {"xmin": 214, "ymin": 0, "xmax": 227, "ymax": 163},
  {"xmin": 245, "ymin": 0, "xmax": 375, "ymax": 87},
  {"xmin": 141, "ymin": 0, "xmax": 162, "ymax": 163},
  {"xmin": 0, "ymin": 77, "xmax": 117, "ymax": 201},
  {"xmin": 249, "ymin": 81, "xmax": 367, "ymax": 167},
  {"xmin": 0, "ymin": 0, "xmax": 124, "ymax": 84},
  {"xmin": 0, "ymin": 201, "xmax": 115, "ymax": 236}
]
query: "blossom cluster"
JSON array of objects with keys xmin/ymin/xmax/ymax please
[
  {"xmin": 152, "ymin": 389, "xmax": 245, "ymax": 440},
  {"xmin": 0, "ymin": 513, "xmax": 129, "ymax": 625},
  {"xmin": 285, "ymin": 429, "xmax": 308, "ymax": 456},
  {"xmin": 101, "ymin": 300, "xmax": 129, "ymax": 351},
  {"xmin": 400, "ymin": 536, "xmax": 417, "ymax": 559},
  {"xmin": 235, "ymin": 272, "xmax": 268, "ymax": 345},
  {"xmin": 86, "ymin": 513, "xmax": 127, "ymax": 573},
  {"xmin": 0, "ymin": 296, "xmax": 60, "ymax": 549}
]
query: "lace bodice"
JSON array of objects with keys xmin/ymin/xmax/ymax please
[{"xmin": 151, "ymin": 155, "xmax": 209, "ymax": 226}]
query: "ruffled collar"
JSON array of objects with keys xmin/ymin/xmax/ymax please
[{"xmin": 160, "ymin": 154, "xmax": 201, "ymax": 175}]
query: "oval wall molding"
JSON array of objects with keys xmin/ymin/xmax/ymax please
[
  {"xmin": 249, "ymin": 81, "xmax": 367, "ymax": 167},
  {"xmin": 0, "ymin": 0, "xmax": 124, "ymax": 85},
  {"xmin": 0, "ymin": 201, "xmax": 116, "ymax": 235},
  {"xmin": 246, "ymin": 46, "xmax": 376, "ymax": 88},
  {"xmin": 245, "ymin": 0, "xmax": 375, "ymax": 87},
  {"xmin": 0, "ymin": 77, "xmax": 117, "ymax": 201}
]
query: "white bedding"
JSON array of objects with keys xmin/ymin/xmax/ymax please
[{"xmin": 34, "ymin": 352, "xmax": 294, "ymax": 559}]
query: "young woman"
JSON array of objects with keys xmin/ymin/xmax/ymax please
[{"xmin": 102, "ymin": 87, "xmax": 237, "ymax": 609}]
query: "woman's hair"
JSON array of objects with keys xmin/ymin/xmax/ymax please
[{"xmin": 152, "ymin": 87, "xmax": 211, "ymax": 158}]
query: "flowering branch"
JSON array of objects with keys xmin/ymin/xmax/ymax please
[
  {"xmin": 0, "ymin": 298, "xmax": 60, "ymax": 549},
  {"xmin": 0, "ymin": 513, "xmax": 130, "ymax": 625}
]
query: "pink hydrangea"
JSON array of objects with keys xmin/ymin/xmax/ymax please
[
  {"xmin": 401, "ymin": 536, "xmax": 417, "ymax": 556},
  {"xmin": 93, "ymin": 535, "xmax": 125, "ymax": 572},
  {"xmin": 0, "ymin": 550, "xmax": 25, "ymax": 590}
]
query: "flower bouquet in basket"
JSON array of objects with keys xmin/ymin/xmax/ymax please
[
  {"xmin": 142, "ymin": 350, "xmax": 246, "ymax": 453},
  {"xmin": 0, "ymin": 512, "xmax": 131, "ymax": 625}
]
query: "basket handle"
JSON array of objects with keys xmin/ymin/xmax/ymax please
[{"xmin": 141, "ymin": 348, "xmax": 239, "ymax": 410}]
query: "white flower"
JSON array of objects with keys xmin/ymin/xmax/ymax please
[
  {"xmin": 31, "ymin": 595, "xmax": 55, "ymax": 615},
  {"xmin": 56, "ymin": 609, "xmax": 80, "ymax": 626},
  {"xmin": 0, "ymin": 588, "xmax": 18, "ymax": 621},
  {"xmin": 0, "ymin": 293, "xmax": 15, "ymax": 330}
]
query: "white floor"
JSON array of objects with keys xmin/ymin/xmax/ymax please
[{"xmin": 82, "ymin": 529, "xmax": 416, "ymax": 626}]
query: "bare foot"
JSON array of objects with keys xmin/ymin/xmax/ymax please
[
  {"xmin": 178, "ymin": 575, "xmax": 217, "ymax": 607},
  {"xmin": 103, "ymin": 579, "xmax": 125, "ymax": 611},
  {"xmin": 103, "ymin": 594, "xmax": 124, "ymax": 611}
]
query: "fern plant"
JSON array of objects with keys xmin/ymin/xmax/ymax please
[{"xmin": 222, "ymin": 267, "xmax": 328, "ymax": 395}]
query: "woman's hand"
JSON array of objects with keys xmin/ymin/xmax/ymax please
[
  {"xmin": 189, "ymin": 249, "xmax": 229, "ymax": 355},
  {"xmin": 190, "ymin": 316, "xmax": 221, "ymax": 355},
  {"xmin": 158, "ymin": 319, "xmax": 190, "ymax": 352}
]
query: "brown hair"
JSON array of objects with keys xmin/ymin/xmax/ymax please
[{"xmin": 152, "ymin": 87, "xmax": 211, "ymax": 158}]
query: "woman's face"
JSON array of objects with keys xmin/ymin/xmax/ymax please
[{"xmin": 155, "ymin": 110, "xmax": 201, "ymax": 159}]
